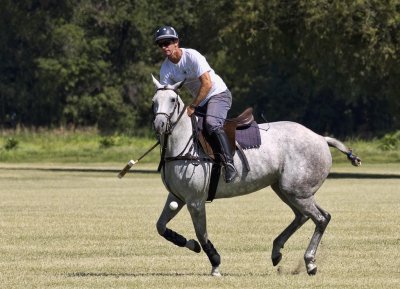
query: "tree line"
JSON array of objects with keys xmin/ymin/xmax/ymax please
[{"xmin": 1, "ymin": 0, "xmax": 399, "ymax": 138}]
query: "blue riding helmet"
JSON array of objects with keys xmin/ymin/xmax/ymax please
[{"xmin": 155, "ymin": 26, "xmax": 179, "ymax": 43}]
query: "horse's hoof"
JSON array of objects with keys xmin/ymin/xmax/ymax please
[
  {"xmin": 307, "ymin": 263, "xmax": 317, "ymax": 275},
  {"xmin": 211, "ymin": 266, "xmax": 221, "ymax": 277},
  {"xmin": 186, "ymin": 239, "xmax": 201, "ymax": 253},
  {"xmin": 272, "ymin": 252, "xmax": 282, "ymax": 266}
]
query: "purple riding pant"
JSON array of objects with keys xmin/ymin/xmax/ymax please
[{"xmin": 199, "ymin": 89, "xmax": 232, "ymax": 134}]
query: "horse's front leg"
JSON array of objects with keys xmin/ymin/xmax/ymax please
[
  {"xmin": 187, "ymin": 200, "xmax": 221, "ymax": 276},
  {"xmin": 156, "ymin": 193, "xmax": 201, "ymax": 253}
]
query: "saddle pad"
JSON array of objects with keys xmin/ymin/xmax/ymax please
[
  {"xmin": 235, "ymin": 121, "xmax": 261, "ymax": 149},
  {"xmin": 195, "ymin": 115, "xmax": 261, "ymax": 150}
]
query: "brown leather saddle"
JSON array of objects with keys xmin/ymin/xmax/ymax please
[{"xmin": 196, "ymin": 107, "xmax": 255, "ymax": 171}]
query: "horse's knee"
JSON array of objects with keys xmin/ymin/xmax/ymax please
[
  {"xmin": 318, "ymin": 209, "xmax": 331, "ymax": 227},
  {"xmin": 322, "ymin": 213, "xmax": 331, "ymax": 230},
  {"xmin": 186, "ymin": 201, "xmax": 203, "ymax": 215},
  {"xmin": 317, "ymin": 205, "xmax": 331, "ymax": 223},
  {"xmin": 156, "ymin": 219, "xmax": 166, "ymax": 236},
  {"xmin": 162, "ymin": 228, "xmax": 187, "ymax": 247},
  {"xmin": 323, "ymin": 211, "xmax": 331, "ymax": 224},
  {"xmin": 294, "ymin": 213, "xmax": 309, "ymax": 226},
  {"xmin": 314, "ymin": 213, "xmax": 330, "ymax": 233}
]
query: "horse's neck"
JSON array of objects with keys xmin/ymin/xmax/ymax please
[{"xmin": 165, "ymin": 113, "xmax": 194, "ymax": 156}]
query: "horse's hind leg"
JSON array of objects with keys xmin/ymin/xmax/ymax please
[
  {"xmin": 156, "ymin": 193, "xmax": 201, "ymax": 253},
  {"xmin": 270, "ymin": 184, "xmax": 309, "ymax": 266},
  {"xmin": 293, "ymin": 196, "xmax": 331, "ymax": 275}
]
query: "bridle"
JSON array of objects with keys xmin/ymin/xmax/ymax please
[
  {"xmin": 153, "ymin": 87, "xmax": 186, "ymax": 136},
  {"xmin": 153, "ymin": 86, "xmax": 188, "ymax": 173}
]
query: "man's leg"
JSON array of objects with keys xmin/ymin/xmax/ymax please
[
  {"xmin": 211, "ymin": 128, "xmax": 237, "ymax": 182},
  {"xmin": 205, "ymin": 90, "xmax": 237, "ymax": 183}
]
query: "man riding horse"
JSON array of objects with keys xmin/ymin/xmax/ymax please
[
  {"xmin": 155, "ymin": 25, "xmax": 237, "ymax": 183},
  {"xmin": 150, "ymin": 25, "xmax": 361, "ymax": 276}
]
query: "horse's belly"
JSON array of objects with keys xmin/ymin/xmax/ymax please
[
  {"xmin": 215, "ymin": 149, "xmax": 279, "ymax": 199},
  {"xmin": 215, "ymin": 169, "xmax": 277, "ymax": 199},
  {"xmin": 162, "ymin": 159, "xmax": 276, "ymax": 201}
]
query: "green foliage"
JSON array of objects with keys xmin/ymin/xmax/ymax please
[
  {"xmin": 219, "ymin": 0, "xmax": 400, "ymax": 137},
  {"xmin": 4, "ymin": 137, "xmax": 18, "ymax": 150},
  {"xmin": 379, "ymin": 131, "xmax": 400, "ymax": 151},
  {"xmin": 99, "ymin": 136, "xmax": 119, "ymax": 148},
  {"xmin": 0, "ymin": 128, "xmax": 158, "ymax": 163},
  {"xmin": 0, "ymin": 0, "xmax": 399, "ymax": 137}
]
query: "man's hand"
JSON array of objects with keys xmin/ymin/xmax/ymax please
[{"xmin": 187, "ymin": 105, "xmax": 195, "ymax": 117}]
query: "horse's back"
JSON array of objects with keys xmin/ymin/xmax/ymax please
[{"xmin": 260, "ymin": 121, "xmax": 328, "ymax": 150}]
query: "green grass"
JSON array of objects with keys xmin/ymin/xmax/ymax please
[
  {"xmin": 0, "ymin": 167, "xmax": 399, "ymax": 288},
  {"xmin": 1, "ymin": 128, "xmax": 400, "ymax": 164},
  {"xmin": 330, "ymin": 138, "xmax": 400, "ymax": 164},
  {"xmin": 0, "ymin": 128, "xmax": 160, "ymax": 163}
]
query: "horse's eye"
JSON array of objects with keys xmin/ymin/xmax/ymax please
[{"xmin": 171, "ymin": 98, "xmax": 176, "ymax": 103}]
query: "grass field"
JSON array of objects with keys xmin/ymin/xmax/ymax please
[
  {"xmin": 1, "ymin": 127, "xmax": 400, "ymax": 164},
  {"xmin": 0, "ymin": 165, "xmax": 399, "ymax": 288}
]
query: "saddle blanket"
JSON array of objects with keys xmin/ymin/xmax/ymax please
[
  {"xmin": 196, "ymin": 115, "xmax": 261, "ymax": 150},
  {"xmin": 235, "ymin": 121, "xmax": 261, "ymax": 149}
]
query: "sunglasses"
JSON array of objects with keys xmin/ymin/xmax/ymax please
[{"xmin": 157, "ymin": 39, "xmax": 175, "ymax": 48}]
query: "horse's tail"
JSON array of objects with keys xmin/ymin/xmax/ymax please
[{"xmin": 325, "ymin": 137, "xmax": 362, "ymax": 167}]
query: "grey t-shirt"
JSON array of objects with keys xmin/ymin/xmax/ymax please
[{"xmin": 160, "ymin": 48, "xmax": 227, "ymax": 106}]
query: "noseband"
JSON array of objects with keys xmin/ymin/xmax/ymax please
[{"xmin": 153, "ymin": 87, "xmax": 185, "ymax": 135}]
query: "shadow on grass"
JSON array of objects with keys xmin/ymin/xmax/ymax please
[
  {"xmin": 2, "ymin": 166, "xmax": 400, "ymax": 178},
  {"xmin": 67, "ymin": 271, "xmax": 271, "ymax": 278},
  {"xmin": 328, "ymin": 172, "xmax": 400, "ymax": 179}
]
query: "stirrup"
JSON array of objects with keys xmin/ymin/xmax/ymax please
[{"xmin": 224, "ymin": 162, "xmax": 237, "ymax": 183}]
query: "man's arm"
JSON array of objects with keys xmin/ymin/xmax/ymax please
[{"xmin": 187, "ymin": 71, "xmax": 212, "ymax": 116}]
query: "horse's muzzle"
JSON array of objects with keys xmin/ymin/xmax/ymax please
[{"xmin": 153, "ymin": 115, "xmax": 169, "ymax": 135}]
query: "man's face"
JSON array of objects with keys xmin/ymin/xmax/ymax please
[{"xmin": 157, "ymin": 39, "xmax": 178, "ymax": 57}]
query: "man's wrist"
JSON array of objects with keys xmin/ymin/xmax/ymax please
[{"xmin": 189, "ymin": 104, "xmax": 197, "ymax": 109}]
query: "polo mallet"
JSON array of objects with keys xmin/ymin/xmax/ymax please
[{"xmin": 117, "ymin": 141, "xmax": 160, "ymax": 178}]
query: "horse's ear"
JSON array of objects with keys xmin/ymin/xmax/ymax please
[
  {"xmin": 172, "ymin": 79, "xmax": 185, "ymax": 91},
  {"xmin": 151, "ymin": 74, "xmax": 164, "ymax": 89}
]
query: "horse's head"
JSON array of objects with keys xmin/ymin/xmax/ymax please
[{"xmin": 151, "ymin": 75, "xmax": 185, "ymax": 135}]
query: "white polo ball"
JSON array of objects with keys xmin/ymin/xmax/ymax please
[{"xmin": 169, "ymin": 201, "xmax": 178, "ymax": 210}]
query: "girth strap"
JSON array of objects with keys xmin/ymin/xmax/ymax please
[
  {"xmin": 161, "ymin": 153, "xmax": 219, "ymax": 202},
  {"xmin": 207, "ymin": 163, "xmax": 221, "ymax": 202},
  {"xmin": 164, "ymin": 155, "xmax": 213, "ymax": 163}
]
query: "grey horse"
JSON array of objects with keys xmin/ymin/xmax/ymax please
[{"xmin": 151, "ymin": 76, "xmax": 361, "ymax": 276}]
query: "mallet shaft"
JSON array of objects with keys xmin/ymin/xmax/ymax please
[
  {"xmin": 117, "ymin": 141, "xmax": 160, "ymax": 179},
  {"xmin": 136, "ymin": 141, "xmax": 160, "ymax": 162}
]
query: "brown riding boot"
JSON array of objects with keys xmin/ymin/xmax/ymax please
[{"xmin": 212, "ymin": 128, "xmax": 238, "ymax": 183}]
